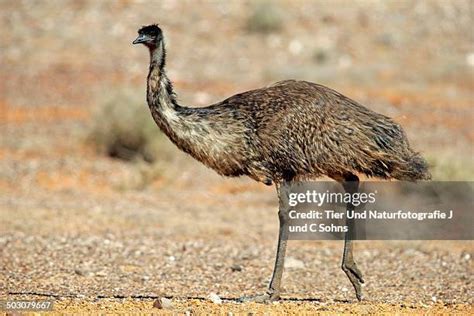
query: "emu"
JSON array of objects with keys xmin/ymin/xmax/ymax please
[{"xmin": 133, "ymin": 24, "xmax": 430, "ymax": 302}]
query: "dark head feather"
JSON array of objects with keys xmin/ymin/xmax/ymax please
[{"xmin": 138, "ymin": 24, "xmax": 162, "ymax": 36}]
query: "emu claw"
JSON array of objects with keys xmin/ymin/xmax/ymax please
[{"xmin": 239, "ymin": 292, "xmax": 280, "ymax": 303}]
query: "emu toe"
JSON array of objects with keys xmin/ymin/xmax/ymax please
[{"xmin": 342, "ymin": 263, "xmax": 365, "ymax": 301}]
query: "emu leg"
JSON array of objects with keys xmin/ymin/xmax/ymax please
[
  {"xmin": 240, "ymin": 182, "xmax": 289, "ymax": 302},
  {"xmin": 341, "ymin": 177, "xmax": 365, "ymax": 301},
  {"xmin": 266, "ymin": 199, "xmax": 289, "ymax": 298}
]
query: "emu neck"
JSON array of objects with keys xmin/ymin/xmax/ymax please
[
  {"xmin": 149, "ymin": 41, "xmax": 166, "ymax": 70},
  {"xmin": 146, "ymin": 42, "xmax": 181, "ymax": 137},
  {"xmin": 144, "ymin": 42, "xmax": 244, "ymax": 177}
]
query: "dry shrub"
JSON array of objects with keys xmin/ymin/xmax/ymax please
[
  {"xmin": 88, "ymin": 89, "xmax": 171, "ymax": 163},
  {"xmin": 246, "ymin": 1, "xmax": 283, "ymax": 34}
]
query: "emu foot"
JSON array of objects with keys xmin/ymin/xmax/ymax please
[
  {"xmin": 239, "ymin": 292, "xmax": 280, "ymax": 303},
  {"xmin": 342, "ymin": 262, "xmax": 365, "ymax": 301}
]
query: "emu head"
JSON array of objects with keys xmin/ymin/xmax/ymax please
[{"xmin": 133, "ymin": 24, "xmax": 163, "ymax": 48}]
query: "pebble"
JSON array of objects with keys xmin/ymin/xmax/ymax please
[
  {"xmin": 231, "ymin": 264, "xmax": 243, "ymax": 272},
  {"xmin": 153, "ymin": 297, "xmax": 172, "ymax": 309},
  {"xmin": 208, "ymin": 292, "xmax": 222, "ymax": 304},
  {"xmin": 284, "ymin": 257, "xmax": 305, "ymax": 269},
  {"xmin": 74, "ymin": 268, "xmax": 85, "ymax": 276}
]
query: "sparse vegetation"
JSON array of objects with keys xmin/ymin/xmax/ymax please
[
  {"xmin": 87, "ymin": 88, "xmax": 181, "ymax": 189},
  {"xmin": 87, "ymin": 89, "xmax": 171, "ymax": 164},
  {"xmin": 246, "ymin": 1, "xmax": 283, "ymax": 34},
  {"xmin": 427, "ymin": 153, "xmax": 474, "ymax": 181},
  {"xmin": 313, "ymin": 49, "xmax": 330, "ymax": 64},
  {"xmin": 2, "ymin": 1, "xmax": 473, "ymax": 312}
]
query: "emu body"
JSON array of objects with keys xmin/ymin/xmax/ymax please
[{"xmin": 133, "ymin": 24, "xmax": 430, "ymax": 302}]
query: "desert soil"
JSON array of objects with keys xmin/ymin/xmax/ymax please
[{"xmin": 1, "ymin": 0, "xmax": 473, "ymax": 314}]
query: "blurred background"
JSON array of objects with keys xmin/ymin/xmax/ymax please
[{"xmin": 1, "ymin": 0, "xmax": 473, "ymax": 311}]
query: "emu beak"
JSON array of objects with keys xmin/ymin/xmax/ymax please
[{"xmin": 132, "ymin": 34, "xmax": 147, "ymax": 44}]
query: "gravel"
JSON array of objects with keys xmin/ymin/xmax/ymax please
[{"xmin": 1, "ymin": 1, "xmax": 472, "ymax": 313}]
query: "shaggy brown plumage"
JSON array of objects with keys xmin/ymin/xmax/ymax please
[
  {"xmin": 133, "ymin": 24, "xmax": 431, "ymax": 302},
  {"xmin": 135, "ymin": 25, "xmax": 430, "ymax": 185}
]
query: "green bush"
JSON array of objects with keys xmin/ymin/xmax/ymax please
[{"xmin": 246, "ymin": 1, "xmax": 283, "ymax": 34}]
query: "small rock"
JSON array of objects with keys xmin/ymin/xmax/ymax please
[
  {"xmin": 231, "ymin": 264, "xmax": 242, "ymax": 272},
  {"xmin": 284, "ymin": 257, "xmax": 305, "ymax": 269},
  {"xmin": 153, "ymin": 297, "xmax": 172, "ymax": 309},
  {"xmin": 208, "ymin": 292, "xmax": 222, "ymax": 304},
  {"xmin": 431, "ymin": 296, "xmax": 437, "ymax": 303},
  {"xmin": 241, "ymin": 249, "xmax": 259, "ymax": 260},
  {"xmin": 153, "ymin": 299, "xmax": 162, "ymax": 309},
  {"xmin": 341, "ymin": 287, "xmax": 349, "ymax": 292},
  {"xmin": 161, "ymin": 297, "xmax": 173, "ymax": 308}
]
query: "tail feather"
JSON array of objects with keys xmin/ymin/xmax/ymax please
[{"xmin": 390, "ymin": 152, "xmax": 431, "ymax": 181}]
